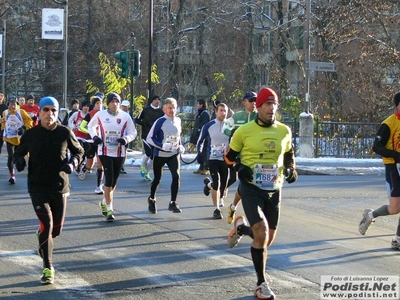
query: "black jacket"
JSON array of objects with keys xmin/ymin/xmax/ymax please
[
  {"xmin": 135, "ymin": 105, "xmax": 164, "ymax": 139},
  {"xmin": 14, "ymin": 123, "xmax": 84, "ymax": 194},
  {"xmin": 190, "ymin": 108, "xmax": 210, "ymax": 144}
]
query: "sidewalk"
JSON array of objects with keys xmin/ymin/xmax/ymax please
[{"xmin": 126, "ymin": 149, "xmax": 384, "ymax": 176}]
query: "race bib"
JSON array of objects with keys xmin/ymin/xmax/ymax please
[
  {"xmin": 254, "ymin": 164, "xmax": 279, "ymax": 190},
  {"xmin": 5, "ymin": 114, "xmax": 22, "ymax": 138},
  {"xmin": 165, "ymin": 135, "xmax": 179, "ymax": 151},
  {"xmin": 105, "ymin": 130, "xmax": 120, "ymax": 146},
  {"xmin": 210, "ymin": 143, "xmax": 226, "ymax": 159}
]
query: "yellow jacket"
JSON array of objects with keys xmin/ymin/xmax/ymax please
[{"xmin": 1, "ymin": 108, "xmax": 33, "ymax": 146}]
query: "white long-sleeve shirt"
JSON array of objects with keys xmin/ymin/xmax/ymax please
[{"xmin": 88, "ymin": 109, "xmax": 137, "ymax": 157}]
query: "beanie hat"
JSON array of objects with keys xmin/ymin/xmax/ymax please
[
  {"xmin": 256, "ymin": 88, "xmax": 279, "ymax": 108},
  {"xmin": 40, "ymin": 96, "xmax": 59, "ymax": 110},
  {"xmin": 27, "ymin": 94, "xmax": 35, "ymax": 100},
  {"xmin": 121, "ymin": 100, "xmax": 130, "ymax": 107},
  {"xmin": 212, "ymin": 100, "xmax": 221, "ymax": 109},
  {"xmin": 8, "ymin": 97, "xmax": 17, "ymax": 104},
  {"xmin": 91, "ymin": 96, "xmax": 102, "ymax": 106},
  {"xmin": 394, "ymin": 92, "xmax": 400, "ymax": 107},
  {"xmin": 107, "ymin": 92, "xmax": 121, "ymax": 105},
  {"xmin": 95, "ymin": 92, "xmax": 104, "ymax": 99},
  {"xmin": 151, "ymin": 95, "xmax": 160, "ymax": 101},
  {"xmin": 243, "ymin": 91, "xmax": 257, "ymax": 101}
]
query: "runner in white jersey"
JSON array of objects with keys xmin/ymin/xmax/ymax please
[
  {"xmin": 68, "ymin": 100, "xmax": 90, "ymax": 176},
  {"xmin": 88, "ymin": 92, "xmax": 137, "ymax": 221}
]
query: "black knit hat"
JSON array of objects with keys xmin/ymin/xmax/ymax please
[
  {"xmin": 151, "ymin": 95, "xmax": 160, "ymax": 101},
  {"xmin": 212, "ymin": 100, "xmax": 221, "ymax": 109},
  {"xmin": 394, "ymin": 92, "xmax": 400, "ymax": 107},
  {"xmin": 107, "ymin": 92, "xmax": 121, "ymax": 105}
]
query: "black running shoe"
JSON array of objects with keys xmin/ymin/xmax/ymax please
[
  {"xmin": 168, "ymin": 201, "xmax": 182, "ymax": 213},
  {"xmin": 148, "ymin": 197, "xmax": 157, "ymax": 214},
  {"xmin": 203, "ymin": 177, "xmax": 211, "ymax": 196},
  {"xmin": 213, "ymin": 208, "xmax": 223, "ymax": 219}
]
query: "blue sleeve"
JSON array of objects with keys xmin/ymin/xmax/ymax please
[
  {"xmin": 197, "ymin": 121, "xmax": 213, "ymax": 153},
  {"xmin": 147, "ymin": 117, "xmax": 166, "ymax": 150}
]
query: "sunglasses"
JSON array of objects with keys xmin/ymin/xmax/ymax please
[
  {"xmin": 247, "ymin": 98, "xmax": 256, "ymax": 102},
  {"xmin": 42, "ymin": 107, "xmax": 58, "ymax": 113}
]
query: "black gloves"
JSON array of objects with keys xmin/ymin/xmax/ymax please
[
  {"xmin": 60, "ymin": 163, "xmax": 74, "ymax": 174},
  {"xmin": 31, "ymin": 115, "xmax": 38, "ymax": 121},
  {"xmin": 15, "ymin": 157, "xmax": 26, "ymax": 172},
  {"xmin": 236, "ymin": 163, "xmax": 253, "ymax": 182},
  {"xmin": 17, "ymin": 126, "xmax": 26, "ymax": 136},
  {"xmin": 117, "ymin": 138, "xmax": 127, "ymax": 145},
  {"xmin": 93, "ymin": 136, "xmax": 103, "ymax": 146},
  {"xmin": 230, "ymin": 127, "xmax": 237, "ymax": 138},
  {"xmin": 394, "ymin": 152, "xmax": 400, "ymax": 162},
  {"xmin": 60, "ymin": 158, "xmax": 79, "ymax": 174},
  {"xmin": 284, "ymin": 168, "xmax": 298, "ymax": 184}
]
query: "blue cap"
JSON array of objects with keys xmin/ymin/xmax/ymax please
[
  {"xmin": 243, "ymin": 91, "xmax": 257, "ymax": 100},
  {"xmin": 39, "ymin": 96, "xmax": 59, "ymax": 110}
]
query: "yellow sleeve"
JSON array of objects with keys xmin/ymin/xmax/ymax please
[
  {"xmin": 1, "ymin": 111, "xmax": 5, "ymax": 130},
  {"xmin": 21, "ymin": 109, "xmax": 33, "ymax": 129},
  {"xmin": 79, "ymin": 119, "xmax": 89, "ymax": 134}
]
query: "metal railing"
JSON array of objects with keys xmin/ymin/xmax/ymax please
[
  {"xmin": 314, "ymin": 120, "xmax": 380, "ymax": 158},
  {"xmin": 181, "ymin": 118, "xmax": 380, "ymax": 158}
]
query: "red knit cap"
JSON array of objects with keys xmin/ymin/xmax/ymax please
[{"xmin": 256, "ymin": 88, "xmax": 279, "ymax": 108}]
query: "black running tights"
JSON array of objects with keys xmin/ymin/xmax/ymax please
[
  {"xmin": 31, "ymin": 193, "xmax": 67, "ymax": 270},
  {"xmin": 150, "ymin": 154, "xmax": 180, "ymax": 202}
]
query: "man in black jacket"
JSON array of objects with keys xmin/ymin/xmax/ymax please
[
  {"xmin": 190, "ymin": 99, "xmax": 210, "ymax": 175},
  {"xmin": 14, "ymin": 96, "xmax": 84, "ymax": 285},
  {"xmin": 135, "ymin": 95, "xmax": 164, "ymax": 180}
]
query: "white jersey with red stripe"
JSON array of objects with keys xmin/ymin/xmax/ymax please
[
  {"xmin": 87, "ymin": 109, "xmax": 137, "ymax": 157},
  {"xmin": 68, "ymin": 110, "xmax": 88, "ymax": 140}
]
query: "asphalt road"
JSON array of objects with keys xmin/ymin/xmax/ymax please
[{"xmin": 0, "ymin": 157, "xmax": 399, "ymax": 300}]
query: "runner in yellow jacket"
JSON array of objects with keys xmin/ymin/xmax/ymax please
[{"xmin": 1, "ymin": 97, "xmax": 33, "ymax": 184}]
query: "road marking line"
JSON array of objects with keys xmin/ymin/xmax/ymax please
[{"xmin": 0, "ymin": 250, "xmax": 102, "ymax": 297}]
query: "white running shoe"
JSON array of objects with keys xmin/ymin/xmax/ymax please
[
  {"xmin": 95, "ymin": 185, "xmax": 104, "ymax": 194},
  {"xmin": 391, "ymin": 236, "xmax": 400, "ymax": 250},
  {"xmin": 359, "ymin": 208, "xmax": 375, "ymax": 235},
  {"xmin": 227, "ymin": 215, "xmax": 248, "ymax": 248},
  {"xmin": 254, "ymin": 281, "xmax": 275, "ymax": 299}
]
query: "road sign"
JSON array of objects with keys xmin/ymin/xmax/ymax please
[{"xmin": 309, "ymin": 61, "xmax": 335, "ymax": 72}]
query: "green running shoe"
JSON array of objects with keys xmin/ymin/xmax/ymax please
[
  {"xmin": 106, "ymin": 210, "xmax": 115, "ymax": 221},
  {"xmin": 99, "ymin": 201, "xmax": 107, "ymax": 216},
  {"xmin": 41, "ymin": 268, "xmax": 55, "ymax": 285}
]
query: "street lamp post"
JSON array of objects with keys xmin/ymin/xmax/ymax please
[
  {"xmin": 0, "ymin": 5, "xmax": 10, "ymax": 94},
  {"xmin": 1, "ymin": 18, "xmax": 5, "ymax": 93},
  {"xmin": 52, "ymin": 0, "xmax": 68, "ymax": 108},
  {"xmin": 148, "ymin": 0, "xmax": 153, "ymax": 104},
  {"xmin": 304, "ymin": 0, "xmax": 311, "ymax": 113}
]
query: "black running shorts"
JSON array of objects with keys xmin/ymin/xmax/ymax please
[
  {"xmin": 385, "ymin": 164, "xmax": 400, "ymax": 197},
  {"xmin": 238, "ymin": 181, "xmax": 281, "ymax": 230}
]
